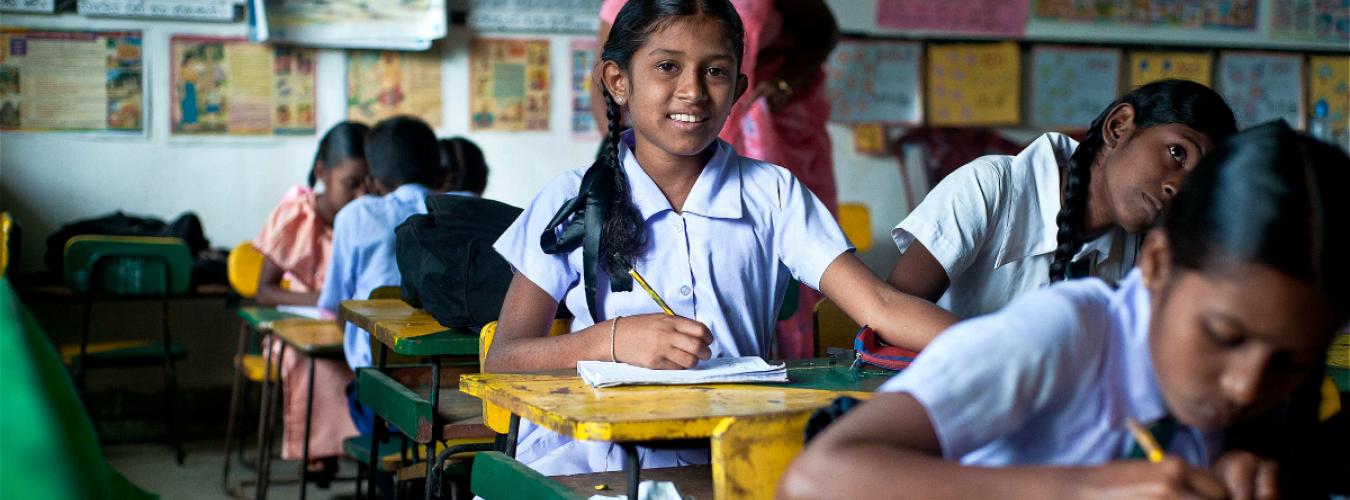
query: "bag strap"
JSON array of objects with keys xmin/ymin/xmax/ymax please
[{"xmin": 539, "ymin": 163, "xmax": 633, "ymax": 323}]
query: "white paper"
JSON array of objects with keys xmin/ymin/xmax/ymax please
[
  {"xmin": 589, "ymin": 480, "xmax": 684, "ymax": 500},
  {"xmin": 275, "ymin": 305, "xmax": 324, "ymax": 319},
  {"xmin": 577, "ymin": 356, "xmax": 787, "ymax": 388}
]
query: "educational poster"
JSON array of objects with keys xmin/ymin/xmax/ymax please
[
  {"xmin": 1271, "ymin": 0, "xmax": 1350, "ymax": 44},
  {"xmin": 468, "ymin": 0, "xmax": 601, "ymax": 33},
  {"xmin": 1127, "ymin": 51, "xmax": 1212, "ymax": 88},
  {"xmin": 926, "ymin": 42, "xmax": 1020, "ymax": 126},
  {"xmin": 875, "ymin": 0, "xmax": 1028, "ymax": 36},
  {"xmin": 1032, "ymin": 0, "xmax": 1258, "ymax": 30},
  {"xmin": 78, "ymin": 0, "xmax": 235, "ymax": 21},
  {"xmin": 170, "ymin": 36, "xmax": 316, "ymax": 136},
  {"xmin": 1308, "ymin": 55, "xmax": 1349, "ymax": 134},
  {"xmin": 825, "ymin": 40, "xmax": 922, "ymax": 124},
  {"xmin": 853, "ymin": 124, "xmax": 886, "ymax": 154},
  {"xmin": 250, "ymin": 0, "xmax": 446, "ymax": 50},
  {"xmin": 1030, "ymin": 46, "xmax": 1121, "ymax": 129},
  {"xmin": 469, "ymin": 38, "xmax": 550, "ymax": 132},
  {"xmin": 346, "ymin": 50, "xmax": 442, "ymax": 128},
  {"xmin": 1, "ymin": 0, "xmax": 56, "ymax": 13},
  {"xmin": 1216, "ymin": 52, "xmax": 1304, "ymax": 129},
  {"xmin": 0, "ymin": 28, "xmax": 144, "ymax": 133},
  {"xmin": 569, "ymin": 37, "xmax": 597, "ymax": 138}
]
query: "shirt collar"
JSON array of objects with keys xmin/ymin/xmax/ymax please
[
  {"xmin": 389, "ymin": 183, "xmax": 434, "ymax": 203},
  {"xmin": 617, "ymin": 130, "xmax": 743, "ymax": 221},
  {"xmin": 994, "ymin": 132, "xmax": 1080, "ymax": 268},
  {"xmin": 1115, "ymin": 269, "xmax": 1169, "ymax": 424}
]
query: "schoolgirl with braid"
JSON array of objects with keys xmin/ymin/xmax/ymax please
[
  {"xmin": 489, "ymin": 0, "xmax": 957, "ymax": 475},
  {"xmin": 883, "ymin": 80, "xmax": 1237, "ymax": 333}
]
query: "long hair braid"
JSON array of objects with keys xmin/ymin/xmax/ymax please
[
  {"xmin": 598, "ymin": 85, "xmax": 645, "ymax": 273},
  {"xmin": 1047, "ymin": 123, "xmax": 1100, "ymax": 282}
]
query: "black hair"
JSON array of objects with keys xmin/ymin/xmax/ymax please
[
  {"xmin": 309, "ymin": 121, "xmax": 370, "ymax": 187},
  {"xmin": 438, "ymin": 137, "xmax": 489, "ymax": 195},
  {"xmin": 1049, "ymin": 79, "xmax": 1237, "ymax": 282},
  {"xmin": 365, "ymin": 115, "xmax": 442, "ymax": 188},
  {"xmin": 1164, "ymin": 120, "xmax": 1350, "ymax": 317}
]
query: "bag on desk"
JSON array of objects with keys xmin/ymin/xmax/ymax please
[{"xmin": 395, "ymin": 194, "xmax": 521, "ymax": 328}]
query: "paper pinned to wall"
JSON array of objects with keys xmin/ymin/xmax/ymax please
[
  {"xmin": 926, "ymin": 42, "xmax": 1020, "ymax": 126},
  {"xmin": 250, "ymin": 0, "xmax": 445, "ymax": 50},
  {"xmin": 470, "ymin": 38, "xmax": 550, "ymax": 132},
  {"xmin": 1308, "ymin": 55, "xmax": 1349, "ymax": 134},
  {"xmin": 346, "ymin": 50, "xmax": 443, "ymax": 128},
  {"xmin": 1127, "ymin": 51, "xmax": 1212, "ymax": 88},
  {"xmin": 826, "ymin": 40, "xmax": 922, "ymax": 124},
  {"xmin": 78, "ymin": 0, "xmax": 235, "ymax": 21},
  {"xmin": 1, "ymin": 0, "xmax": 56, "ymax": 13},
  {"xmin": 1271, "ymin": 0, "xmax": 1350, "ymax": 44},
  {"xmin": 875, "ymin": 0, "xmax": 1028, "ymax": 36},
  {"xmin": 569, "ymin": 37, "xmax": 598, "ymax": 138},
  {"xmin": 1030, "ymin": 45, "xmax": 1121, "ymax": 129},
  {"xmin": 170, "ymin": 35, "xmax": 316, "ymax": 136},
  {"xmin": 1217, "ymin": 52, "xmax": 1305, "ymax": 129},
  {"xmin": 469, "ymin": 0, "xmax": 601, "ymax": 34},
  {"xmin": 0, "ymin": 28, "xmax": 144, "ymax": 133}
]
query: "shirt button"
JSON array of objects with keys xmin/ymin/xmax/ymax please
[
  {"xmin": 673, "ymin": 223, "xmax": 683, "ymax": 233},
  {"xmin": 679, "ymin": 285, "xmax": 691, "ymax": 296}
]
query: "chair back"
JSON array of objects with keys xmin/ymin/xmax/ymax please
[
  {"xmin": 837, "ymin": 203, "xmax": 873, "ymax": 252},
  {"xmin": 1, "ymin": 212, "xmax": 14, "ymax": 277},
  {"xmin": 64, "ymin": 235, "xmax": 192, "ymax": 296},
  {"xmin": 478, "ymin": 319, "xmax": 571, "ymax": 433},
  {"xmin": 813, "ymin": 297, "xmax": 860, "ymax": 357},
  {"xmin": 226, "ymin": 241, "xmax": 264, "ymax": 299}
]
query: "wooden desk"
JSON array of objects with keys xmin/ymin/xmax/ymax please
[
  {"xmin": 260, "ymin": 318, "xmax": 347, "ymax": 499},
  {"xmin": 338, "ymin": 299, "xmax": 434, "ymax": 333},
  {"xmin": 461, "ymin": 360, "xmax": 890, "ymax": 499},
  {"xmin": 339, "ymin": 299, "xmax": 477, "ymax": 357},
  {"xmin": 271, "ymin": 318, "xmax": 345, "ymax": 357}
]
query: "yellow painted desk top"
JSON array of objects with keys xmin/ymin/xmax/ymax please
[
  {"xmin": 338, "ymin": 299, "xmax": 435, "ymax": 333},
  {"xmin": 271, "ymin": 318, "xmax": 345, "ymax": 356}
]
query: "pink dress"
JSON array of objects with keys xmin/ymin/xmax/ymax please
[
  {"xmin": 253, "ymin": 186, "xmax": 358, "ymax": 460},
  {"xmin": 601, "ymin": 0, "xmax": 835, "ymax": 357}
]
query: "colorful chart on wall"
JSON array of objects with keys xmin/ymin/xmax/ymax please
[
  {"xmin": 0, "ymin": 28, "xmax": 144, "ymax": 133},
  {"xmin": 1270, "ymin": 0, "xmax": 1350, "ymax": 44},
  {"xmin": 346, "ymin": 50, "xmax": 442, "ymax": 128},
  {"xmin": 469, "ymin": 0, "xmax": 601, "ymax": 34},
  {"xmin": 569, "ymin": 37, "xmax": 597, "ymax": 138},
  {"xmin": 1127, "ymin": 51, "xmax": 1212, "ymax": 88},
  {"xmin": 1030, "ymin": 46, "xmax": 1121, "ymax": 129},
  {"xmin": 875, "ymin": 0, "xmax": 1028, "ymax": 36},
  {"xmin": 469, "ymin": 38, "xmax": 550, "ymax": 132},
  {"xmin": 1032, "ymin": 0, "xmax": 1258, "ymax": 30},
  {"xmin": 170, "ymin": 36, "xmax": 316, "ymax": 136},
  {"xmin": 1308, "ymin": 55, "xmax": 1349, "ymax": 134},
  {"xmin": 1216, "ymin": 52, "xmax": 1304, "ymax": 129},
  {"xmin": 926, "ymin": 42, "xmax": 1020, "ymax": 126},
  {"xmin": 250, "ymin": 0, "xmax": 445, "ymax": 50},
  {"xmin": 826, "ymin": 40, "xmax": 922, "ymax": 124}
]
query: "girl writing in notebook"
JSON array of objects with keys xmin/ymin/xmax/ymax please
[
  {"xmin": 489, "ymin": 0, "xmax": 955, "ymax": 474},
  {"xmin": 783, "ymin": 122, "xmax": 1350, "ymax": 499},
  {"xmin": 884, "ymin": 80, "xmax": 1236, "ymax": 324}
]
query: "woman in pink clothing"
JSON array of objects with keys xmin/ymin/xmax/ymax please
[
  {"xmin": 596, "ymin": 0, "xmax": 840, "ymax": 357},
  {"xmin": 252, "ymin": 121, "xmax": 369, "ymax": 485}
]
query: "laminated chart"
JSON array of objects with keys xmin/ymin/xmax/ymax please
[
  {"xmin": 0, "ymin": 28, "xmax": 144, "ymax": 132},
  {"xmin": 171, "ymin": 36, "xmax": 316, "ymax": 136},
  {"xmin": 1030, "ymin": 46, "xmax": 1121, "ymax": 129},
  {"xmin": 347, "ymin": 50, "xmax": 442, "ymax": 127},
  {"xmin": 569, "ymin": 37, "xmax": 597, "ymax": 137},
  {"xmin": 826, "ymin": 40, "xmax": 923, "ymax": 124},
  {"xmin": 1128, "ymin": 51, "xmax": 1212, "ymax": 88},
  {"xmin": 470, "ymin": 38, "xmax": 550, "ymax": 132},
  {"xmin": 927, "ymin": 42, "xmax": 1020, "ymax": 126},
  {"xmin": 1216, "ymin": 52, "xmax": 1304, "ymax": 129},
  {"xmin": 1033, "ymin": 0, "xmax": 1257, "ymax": 30},
  {"xmin": 1308, "ymin": 55, "xmax": 1349, "ymax": 134}
]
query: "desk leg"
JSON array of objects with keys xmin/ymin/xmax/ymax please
[
  {"xmin": 300, "ymin": 353, "xmax": 316, "ymax": 500},
  {"xmin": 505, "ymin": 414, "xmax": 520, "ymax": 458},
  {"xmin": 425, "ymin": 355, "xmax": 441, "ymax": 500},
  {"xmin": 367, "ymin": 343, "xmax": 388, "ymax": 500},
  {"xmin": 254, "ymin": 337, "xmax": 275, "ymax": 500},
  {"xmin": 709, "ymin": 411, "xmax": 814, "ymax": 500},
  {"xmin": 622, "ymin": 443, "xmax": 640, "ymax": 500}
]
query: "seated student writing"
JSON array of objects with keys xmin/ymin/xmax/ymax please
[
  {"xmin": 317, "ymin": 115, "xmax": 444, "ymax": 435},
  {"xmin": 781, "ymin": 122, "xmax": 1350, "ymax": 500},
  {"xmin": 884, "ymin": 80, "xmax": 1236, "ymax": 330},
  {"xmin": 252, "ymin": 121, "xmax": 368, "ymax": 483},
  {"xmin": 488, "ymin": 0, "xmax": 956, "ymax": 475}
]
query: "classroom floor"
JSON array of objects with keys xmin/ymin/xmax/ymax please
[{"xmin": 106, "ymin": 438, "xmax": 360, "ymax": 500}]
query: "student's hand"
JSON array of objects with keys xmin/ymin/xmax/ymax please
[
  {"xmin": 612, "ymin": 314, "xmax": 713, "ymax": 370},
  {"xmin": 1074, "ymin": 457, "xmax": 1229, "ymax": 500},
  {"xmin": 1212, "ymin": 450, "xmax": 1279, "ymax": 500}
]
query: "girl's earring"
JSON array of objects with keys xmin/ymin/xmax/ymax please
[{"xmin": 615, "ymin": 96, "xmax": 625, "ymax": 105}]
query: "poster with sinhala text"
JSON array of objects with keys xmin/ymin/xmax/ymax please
[
  {"xmin": 470, "ymin": 38, "xmax": 550, "ymax": 132},
  {"xmin": 0, "ymin": 28, "xmax": 143, "ymax": 133},
  {"xmin": 927, "ymin": 42, "xmax": 1020, "ymax": 126},
  {"xmin": 1033, "ymin": 0, "xmax": 1257, "ymax": 30},
  {"xmin": 171, "ymin": 36, "xmax": 316, "ymax": 136},
  {"xmin": 1217, "ymin": 52, "xmax": 1304, "ymax": 129},
  {"xmin": 1030, "ymin": 46, "xmax": 1121, "ymax": 129},
  {"xmin": 347, "ymin": 50, "xmax": 442, "ymax": 128},
  {"xmin": 826, "ymin": 40, "xmax": 922, "ymax": 124}
]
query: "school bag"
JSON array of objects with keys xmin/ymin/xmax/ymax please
[{"xmin": 394, "ymin": 194, "xmax": 522, "ymax": 328}]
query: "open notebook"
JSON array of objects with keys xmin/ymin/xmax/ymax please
[{"xmin": 577, "ymin": 356, "xmax": 788, "ymax": 388}]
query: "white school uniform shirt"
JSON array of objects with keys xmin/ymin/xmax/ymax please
[
  {"xmin": 892, "ymin": 132, "xmax": 1139, "ymax": 319},
  {"xmin": 880, "ymin": 269, "xmax": 1222, "ymax": 467},
  {"xmin": 493, "ymin": 130, "xmax": 852, "ymax": 474}
]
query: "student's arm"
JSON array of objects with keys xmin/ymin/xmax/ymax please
[
  {"xmin": 885, "ymin": 241, "xmax": 950, "ymax": 303},
  {"xmin": 780, "ymin": 392, "xmax": 1230, "ymax": 500},
  {"xmin": 255, "ymin": 258, "xmax": 319, "ymax": 306},
  {"xmin": 483, "ymin": 273, "xmax": 713, "ymax": 373},
  {"xmin": 819, "ymin": 252, "xmax": 956, "ymax": 351}
]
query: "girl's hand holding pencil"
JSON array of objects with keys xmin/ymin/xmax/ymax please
[
  {"xmin": 607, "ymin": 313, "xmax": 712, "ymax": 370},
  {"xmin": 1074, "ymin": 458, "xmax": 1228, "ymax": 499}
]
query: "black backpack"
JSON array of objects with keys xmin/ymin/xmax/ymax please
[{"xmin": 395, "ymin": 194, "xmax": 523, "ymax": 328}]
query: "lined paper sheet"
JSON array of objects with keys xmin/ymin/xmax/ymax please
[{"xmin": 577, "ymin": 356, "xmax": 788, "ymax": 388}]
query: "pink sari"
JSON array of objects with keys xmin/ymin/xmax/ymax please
[
  {"xmin": 601, "ymin": 0, "xmax": 836, "ymax": 358},
  {"xmin": 253, "ymin": 186, "xmax": 358, "ymax": 460}
]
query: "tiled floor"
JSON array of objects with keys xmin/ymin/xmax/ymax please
[{"xmin": 105, "ymin": 439, "xmax": 360, "ymax": 500}]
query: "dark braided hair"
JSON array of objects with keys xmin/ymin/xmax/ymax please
[
  {"xmin": 1048, "ymin": 79, "xmax": 1236, "ymax": 282},
  {"xmin": 309, "ymin": 121, "xmax": 369, "ymax": 187}
]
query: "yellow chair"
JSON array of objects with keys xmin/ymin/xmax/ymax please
[
  {"xmin": 1, "ymin": 212, "xmax": 15, "ymax": 277},
  {"xmin": 478, "ymin": 319, "xmax": 572, "ymax": 434},
  {"xmin": 222, "ymin": 240, "xmax": 282, "ymax": 490},
  {"xmin": 837, "ymin": 203, "xmax": 873, "ymax": 253},
  {"xmin": 226, "ymin": 241, "xmax": 264, "ymax": 299},
  {"xmin": 813, "ymin": 297, "xmax": 860, "ymax": 358}
]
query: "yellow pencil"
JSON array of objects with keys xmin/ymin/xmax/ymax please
[
  {"xmin": 628, "ymin": 267, "xmax": 675, "ymax": 316},
  {"xmin": 1126, "ymin": 418, "xmax": 1165, "ymax": 463}
]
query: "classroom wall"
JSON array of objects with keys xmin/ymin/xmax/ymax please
[{"xmin": 0, "ymin": 14, "xmax": 913, "ymax": 277}]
